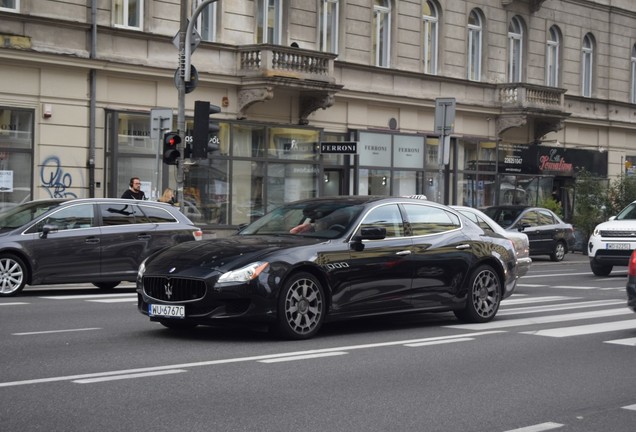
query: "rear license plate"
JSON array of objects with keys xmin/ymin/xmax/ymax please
[
  {"xmin": 606, "ymin": 243, "xmax": 630, "ymax": 250},
  {"xmin": 149, "ymin": 304, "xmax": 185, "ymax": 318}
]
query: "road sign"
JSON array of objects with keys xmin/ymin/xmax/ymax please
[
  {"xmin": 150, "ymin": 108, "xmax": 173, "ymax": 141},
  {"xmin": 172, "ymin": 23, "xmax": 201, "ymax": 53},
  {"xmin": 434, "ymin": 97, "xmax": 456, "ymax": 135},
  {"xmin": 174, "ymin": 65, "xmax": 198, "ymax": 93}
]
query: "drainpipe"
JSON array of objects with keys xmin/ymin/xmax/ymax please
[{"xmin": 88, "ymin": 0, "xmax": 97, "ymax": 197}]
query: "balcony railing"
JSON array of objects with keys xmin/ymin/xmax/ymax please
[
  {"xmin": 498, "ymin": 83, "xmax": 566, "ymax": 111},
  {"xmin": 238, "ymin": 44, "xmax": 336, "ymax": 83}
]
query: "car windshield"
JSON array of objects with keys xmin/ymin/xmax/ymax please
[
  {"xmin": 484, "ymin": 207, "xmax": 524, "ymax": 228},
  {"xmin": 239, "ymin": 201, "xmax": 365, "ymax": 239},
  {"xmin": 0, "ymin": 200, "xmax": 63, "ymax": 232},
  {"xmin": 615, "ymin": 202, "xmax": 636, "ymax": 220}
]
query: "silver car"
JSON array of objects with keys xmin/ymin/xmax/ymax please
[{"xmin": 453, "ymin": 205, "xmax": 532, "ymax": 278}]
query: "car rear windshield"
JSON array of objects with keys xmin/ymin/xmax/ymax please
[{"xmin": 484, "ymin": 207, "xmax": 524, "ymax": 228}]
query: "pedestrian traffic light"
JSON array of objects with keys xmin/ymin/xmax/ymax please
[
  {"xmin": 163, "ymin": 131, "xmax": 181, "ymax": 165},
  {"xmin": 192, "ymin": 100, "xmax": 221, "ymax": 159}
]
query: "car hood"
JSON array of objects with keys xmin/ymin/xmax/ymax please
[
  {"xmin": 595, "ymin": 219, "xmax": 636, "ymax": 232},
  {"xmin": 144, "ymin": 235, "xmax": 327, "ymax": 276}
]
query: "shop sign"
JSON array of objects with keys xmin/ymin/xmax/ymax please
[
  {"xmin": 538, "ymin": 149, "xmax": 573, "ymax": 174},
  {"xmin": 320, "ymin": 141, "xmax": 358, "ymax": 154},
  {"xmin": 0, "ymin": 170, "xmax": 13, "ymax": 192},
  {"xmin": 502, "ymin": 145, "xmax": 607, "ymax": 177}
]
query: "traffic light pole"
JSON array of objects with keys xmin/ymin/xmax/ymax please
[{"xmin": 176, "ymin": 0, "xmax": 217, "ymax": 213}]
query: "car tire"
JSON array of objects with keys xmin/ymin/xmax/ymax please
[
  {"xmin": 590, "ymin": 260, "xmax": 612, "ymax": 276},
  {"xmin": 92, "ymin": 282, "xmax": 120, "ymax": 290},
  {"xmin": 454, "ymin": 265, "xmax": 501, "ymax": 323},
  {"xmin": 275, "ymin": 272, "xmax": 325, "ymax": 340},
  {"xmin": 550, "ymin": 241, "xmax": 566, "ymax": 262},
  {"xmin": 160, "ymin": 320, "xmax": 198, "ymax": 330},
  {"xmin": 0, "ymin": 254, "xmax": 28, "ymax": 297}
]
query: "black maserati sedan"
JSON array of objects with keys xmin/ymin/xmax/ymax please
[{"xmin": 137, "ymin": 196, "xmax": 519, "ymax": 339}]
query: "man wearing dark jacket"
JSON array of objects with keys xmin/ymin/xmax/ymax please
[{"xmin": 121, "ymin": 177, "xmax": 147, "ymax": 200}]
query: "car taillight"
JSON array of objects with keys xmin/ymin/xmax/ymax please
[
  {"xmin": 192, "ymin": 229, "xmax": 203, "ymax": 241},
  {"xmin": 629, "ymin": 250, "xmax": 636, "ymax": 276}
]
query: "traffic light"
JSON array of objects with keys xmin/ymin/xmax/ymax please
[
  {"xmin": 192, "ymin": 100, "xmax": 221, "ymax": 159},
  {"xmin": 163, "ymin": 131, "xmax": 181, "ymax": 165}
]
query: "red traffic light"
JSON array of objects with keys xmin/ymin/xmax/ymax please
[{"xmin": 163, "ymin": 132, "xmax": 181, "ymax": 165}]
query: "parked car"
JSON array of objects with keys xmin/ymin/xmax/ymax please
[
  {"xmin": 588, "ymin": 200, "xmax": 636, "ymax": 276},
  {"xmin": 137, "ymin": 196, "xmax": 519, "ymax": 340},
  {"xmin": 452, "ymin": 205, "xmax": 532, "ymax": 278},
  {"xmin": 0, "ymin": 198, "xmax": 202, "ymax": 297},
  {"xmin": 627, "ymin": 250, "xmax": 636, "ymax": 312},
  {"xmin": 484, "ymin": 205, "xmax": 575, "ymax": 262}
]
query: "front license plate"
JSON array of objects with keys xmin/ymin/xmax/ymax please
[
  {"xmin": 606, "ymin": 243, "xmax": 630, "ymax": 250},
  {"xmin": 149, "ymin": 304, "xmax": 185, "ymax": 318}
]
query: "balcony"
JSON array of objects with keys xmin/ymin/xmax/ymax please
[
  {"xmin": 496, "ymin": 83, "xmax": 570, "ymax": 137},
  {"xmin": 501, "ymin": 0, "xmax": 546, "ymax": 13},
  {"xmin": 236, "ymin": 44, "xmax": 342, "ymax": 123}
]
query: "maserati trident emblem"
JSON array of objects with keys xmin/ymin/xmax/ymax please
[{"xmin": 164, "ymin": 279, "xmax": 173, "ymax": 299}]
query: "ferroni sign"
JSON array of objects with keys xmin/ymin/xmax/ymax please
[{"xmin": 320, "ymin": 141, "xmax": 358, "ymax": 154}]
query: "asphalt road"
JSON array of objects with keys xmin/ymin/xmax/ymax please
[{"xmin": 1, "ymin": 252, "xmax": 635, "ymax": 432}]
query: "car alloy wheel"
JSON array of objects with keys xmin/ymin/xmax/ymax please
[
  {"xmin": 551, "ymin": 241, "xmax": 566, "ymax": 262},
  {"xmin": 454, "ymin": 265, "xmax": 501, "ymax": 323},
  {"xmin": 277, "ymin": 272, "xmax": 325, "ymax": 339},
  {"xmin": 0, "ymin": 254, "xmax": 27, "ymax": 297}
]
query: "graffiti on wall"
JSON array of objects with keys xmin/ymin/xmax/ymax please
[{"xmin": 40, "ymin": 156, "xmax": 78, "ymax": 198}]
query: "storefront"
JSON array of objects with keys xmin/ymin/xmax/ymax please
[{"xmin": 0, "ymin": 107, "xmax": 34, "ymax": 208}]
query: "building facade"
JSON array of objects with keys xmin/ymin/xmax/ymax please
[{"xmin": 1, "ymin": 0, "xmax": 636, "ymax": 230}]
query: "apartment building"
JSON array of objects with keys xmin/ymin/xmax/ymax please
[{"xmin": 1, "ymin": 0, "xmax": 636, "ymax": 228}]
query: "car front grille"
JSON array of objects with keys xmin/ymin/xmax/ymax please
[
  {"xmin": 599, "ymin": 230, "xmax": 636, "ymax": 238},
  {"xmin": 143, "ymin": 276, "xmax": 206, "ymax": 302}
]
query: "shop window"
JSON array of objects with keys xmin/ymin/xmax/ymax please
[
  {"xmin": 0, "ymin": 107, "xmax": 33, "ymax": 205},
  {"xmin": 267, "ymin": 128, "xmax": 320, "ymax": 161},
  {"xmin": 631, "ymin": 45, "xmax": 636, "ymax": 104},
  {"xmin": 113, "ymin": 0, "xmax": 143, "ymax": 30}
]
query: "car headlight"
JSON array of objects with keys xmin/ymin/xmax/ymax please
[
  {"xmin": 137, "ymin": 259, "xmax": 147, "ymax": 279},
  {"xmin": 218, "ymin": 261, "xmax": 269, "ymax": 284}
]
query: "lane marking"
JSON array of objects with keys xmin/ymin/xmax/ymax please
[
  {"xmin": 605, "ymin": 337, "xmax": 636, "ymax": 347},
  {"xmin": 499, "ymin": 300, "xmax": 625, "ymax": 316},
  {"xmin": 0, "ymin": 302, "xmax": 29, "ymax": 306},
  {"xmin": 516, "ymin": 284, "xmax": 546, "ymax": 288},
  {"xmin": 623, "ymin": 404, "xmax": 636, "ymax": 411},
  {"xmin": 503, "ymin": 422, "xmax": 563, "ymax": 432},
  {"xmin": 89, "ymin": 298, "xmax": 138, "ymax": 303},
  {"xmin": 12, "ymin": 328, "xmax": 102, "ymax": 336},
  {"xmin": 551, "ymin": 286, "xmax": 596, "ymax": 290},
  {"xmin": 522, "ymin": 319, "xmax": 636, "ymax": 338},
  {"xmin": 259, "ymin": 352, "xmax": 347, "ymax": 363},
  {"xmin": 73, "ymin": 369, "xmax": 186, "ymax": 384},
  {"xmin": 0, "ymin": 330, "xmax": 505, "ymax": 388},
  {"xmin": 40, "ymin": 293, "xmax": 135, "ymax": 300},
  {"xmin": 503, "ymin": 296, "xmax": 576, "ymax": 305},
  {"xmin": 523, "ymin": 272, "xmax": 591, "ymax": 279},
  {"xmin": 447, "ymin": 308, "xmax": 633, "ymax": 331},
  {"xmin": 405, "ymin": 337, "xmax": 473, "ymax": 347}
]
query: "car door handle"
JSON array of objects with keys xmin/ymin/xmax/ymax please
[
  {"xmin": 137, "ymin": 234, "xmax": 151, "ymax": 240},
  {"xmin": 455, "ymin": 244, "xmax": 471, "ymax": 250},
  {"xmin": 85, "ymin": 237, "xmax": 100, "ymax": 244},
  {"xmin": 395, "ymin": 250, "xmax": 412, "ymax": 256}
]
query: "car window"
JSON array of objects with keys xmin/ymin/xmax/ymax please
[
  {"xmin": 459, "ymin": 210, "xmax": 495, "ymax": 234},
  {"xmin": 616, "ymin": 203, "xmax": 636, "ymax": 220},
  {"xmin": 138, "ymin": 205, "xmax": 178, "ymax": 223},
  {"xmin": 358, "ymin": 204, "xmax": 404, "ymax": 238},
  {"xmin": 403, "ymin": 204, "xmax": 460, "ymax": 235},
  {"xmin": 99, "ymin": 203, "xmax": 147, "ymax": 226},
  {"xmin": 519, "ymin": 211, "xmax": 538, "ymax": 227},
  {"xmin": 0, "ymin": 201, "xmax": 61, "ymax": 231},
  {"xmin": 26, "ymin": 204, "xmax": 95, "ymax": 233},
  {"xmin": 537, "ymin": 210, "xmax": 555, "ymax": 226}
]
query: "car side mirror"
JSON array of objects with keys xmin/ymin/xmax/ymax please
[
  {"xmin": 40, "ymin": 224, "xmax": 59, "ymax": 239},
  {"xmin": 350, "ymin": 226, "xmax": 387, "ymax": 251},
  {"xmin": 517, "ymin": 223, "xmax": 530, "ymax": 232}
]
